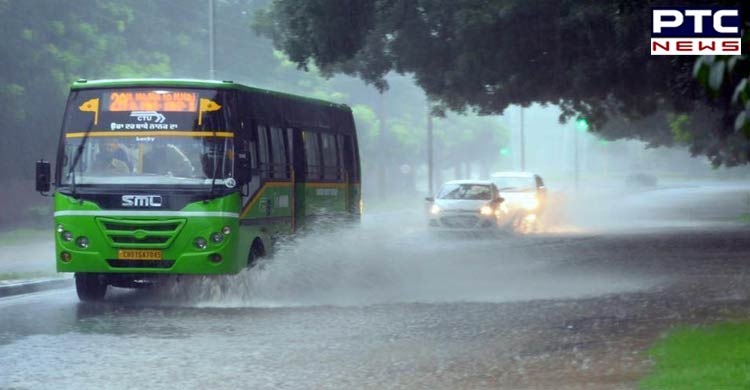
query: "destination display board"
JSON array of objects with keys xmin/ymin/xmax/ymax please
[{"xmin": 105, "ymin": 91, "xmax": 199, "ymax": 112}]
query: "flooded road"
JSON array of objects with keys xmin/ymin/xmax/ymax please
[{"xmin": 2, "ymin": 184, "xmax": 750, "ymax": 389}]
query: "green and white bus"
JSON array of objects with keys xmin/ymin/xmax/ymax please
[{"xmin": 35, "ymin": 79, "xmax": 361, "ymax": 301}]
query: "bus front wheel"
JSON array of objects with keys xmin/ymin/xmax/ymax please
[
  {"xmin": 247, "ymin": 239, "xmax": 266, "ymax": 269},
  {"xmin": 75, "ymin": 273, "xmax": 107, "ymax": 301}
]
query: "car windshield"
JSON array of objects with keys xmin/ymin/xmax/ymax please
[
  {"xmin": 438, "ymin": 184, "xmax": 492, "ymax": 200},
  {"xmin": 59, "ymin": 87, "xmax": 234, "ymax": 187},
  {"xmin": 491, "ymin": 176, "xmax": 535, "ymax": 192}
]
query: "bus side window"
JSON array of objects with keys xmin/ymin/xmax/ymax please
[
  {"xmin": 321, "ymin": 132, "xmax": 339, "ymax": 180},
  {"xmin": 269, "ymin": 126, "xmax": 289, "ymax": 179},
  {"xmin": 303, "ymin": 131, "xmax": 321, "ymax": 180},
  {"xmin": 257, "ymin": 124, "xmax": 270, "ymax": 179},
  {"xmin": 336, "ymin": 135, "xmax": 345, "ymax": 178},
  {"xmin": 341, "ymin": 135, "xmax": 356, "ymax": 181}
]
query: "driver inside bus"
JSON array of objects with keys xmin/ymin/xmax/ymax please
[
  {"xmin": 92, "ymin": 142, "xmax": 131, "ymax": 175},
  {"xmin": 142, "ymin": 142, "xmax": 196, "ymax": 177}
]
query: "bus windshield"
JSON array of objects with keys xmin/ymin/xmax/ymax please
[{"xmin": 59, "ymin": 87, "xmax": 235, "ymax": 187}]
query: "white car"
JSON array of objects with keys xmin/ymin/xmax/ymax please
[
  {"xmin": 426, "ymin": 180, "xmax": 512, "ymax": 231},
  {"xmin": 489, "ymin": 171, "xmax": 547, "ymax": 226}
]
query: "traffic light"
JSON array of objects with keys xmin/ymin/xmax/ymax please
[
  {"xmin": 576, "ymin": 117, "xmax": 589, "ymax": 132},
  {"xmin": 499, "ymin": 147, "xmax": 510, "ymax": 157}
]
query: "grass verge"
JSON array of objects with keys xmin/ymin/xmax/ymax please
[{"xmin": 641, "ymin": 322, "xmax": 750, "ymax": 389}]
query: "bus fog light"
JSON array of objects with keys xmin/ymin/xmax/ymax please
[
  {"xmin": 221, "ymin": 226, "xmax": 231, "ymax": 235},
  {"xmin": 194, "ymin": 237, "xmax": 208, "ymax": 250},
  {"xmin": 61, "ymin": 231, "xmax": 73, "ymax": 242},
  {"xmin": 61, "ymin": 252, "xmax": 72, "ymax": 262},
  {"xmin": 209, "ymin": 253, "xmax": 222, "ymax": 263},
  {"xmin": 210, "ymin": 232, "xmax": 224, "ymax": 244},
  {"xmin": 76, "ymin": 236, "xmax": 89, "ymax": 249}
]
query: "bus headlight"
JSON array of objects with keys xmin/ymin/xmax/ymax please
[
  {"xmin": 76, "ymin": 236, "xmax": 89, "ymax": 249},
  {"xmin": 480, "ymin": 205, "xmax": 494, "ymax": 216},
  {"xmin": 61, "ymin": 231, "xmax": 73, "ymax": 242},
  {"xmin": 210, "ymin": 232, "xmax": 224, "ymax": 244},
  {"xmin": 56, "ymin": 224, "xmax": 64, "ymax": 233},
  {"xmin": 430, "ymin": 204, "xmax": 441, "ymax": 215},
  {"xmin": 194, "ymin": 237, "xmax": 208, "ymax": 250}
]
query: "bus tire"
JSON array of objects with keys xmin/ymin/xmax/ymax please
[
  {"xmin": 247, "ymin": 239, "xmax": 266, "ymax": 269},
  {"xmin": 75, "ymin": 273, "xmax": 107, "ymax": 301}
]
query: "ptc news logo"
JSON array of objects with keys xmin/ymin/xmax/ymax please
[{"xmin": 651, "ymin": 7, "xmax": 741, "ymax": 55}]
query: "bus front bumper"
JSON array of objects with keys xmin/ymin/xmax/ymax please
[{"xmin": 54, "ymin": 217, "xmax": 243, "ymax": 275}]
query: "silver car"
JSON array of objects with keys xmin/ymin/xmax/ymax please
[
  {"xmin": 490, "ymin": 171, "xmax": 547, "ymax": 229},
  {"xmin": 426, "ymin": 180, "xmax": 511, "ymax": 231}
]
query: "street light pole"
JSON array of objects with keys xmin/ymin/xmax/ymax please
[
  {"xmin": 427, "ymin": 106, "xmax": 434, "ymax": 196},
  {"xmin": 520, "ymin": 107, "xmax": 525, "ymax": 171},
  {"xmin": 378, "ymin": 92, "xmax": 387, "ymax": 200},
  {"xmin": 574, "ymin": 125, "xmax": 579, "ymax": 191},
  {"xmin": 208, "ymin": 0, "xmax": 216, "ymax": 79},
  {"xmin": 573, "ymin": 117, "xmax": 588, "ymax": 191}
]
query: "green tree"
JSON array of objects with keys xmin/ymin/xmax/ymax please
[{"xmin": 254, "ymin": 0, "xmax": 750, "ymax": 166}]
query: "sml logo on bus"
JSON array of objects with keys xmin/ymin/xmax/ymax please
[
  {"xmin": 122, "ymin": 195, "xmax": 163, "ymax": 207},
  {"xmin": 651, "ymin": 7, "xmax": 741, "ymax": 55}
]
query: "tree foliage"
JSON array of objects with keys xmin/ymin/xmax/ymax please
[{"xmin": 256, "ymin": 0, "xmax": 750, "ymax": 166}]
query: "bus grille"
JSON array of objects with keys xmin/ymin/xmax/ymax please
[{"xmin": 96, "ymin": 218, "xmax": 186, "ymax": 249}]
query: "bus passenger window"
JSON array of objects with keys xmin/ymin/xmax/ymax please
[
  {"xmin": 270, "ymin": 126, "xmax": 288, "ymax": 179},
  {"xmin": 321, "ymin": 132, "xmax": 339, "ymax": 180},
  {"xmin": 257, "ymin": 125, "xmax": 270, "ymax": 178},
  {"xmin": 303, "ymin": 131, "xmax": 321, "ymax": 180},
  {"xmin": 340, "ymin": 135, "xmax": 357, "ymax": 180},
  {"xmin": 337, "ymin": 135, "xmax": 346, "ymax": 178}
]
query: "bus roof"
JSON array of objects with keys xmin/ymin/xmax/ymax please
[{"xmin": 70, "ymin": 78, "xmax": 350, "ymax": 111}]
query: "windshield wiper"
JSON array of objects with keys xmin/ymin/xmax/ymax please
[
  {"xmin": 207, "ymin": 132, "xmax": 220, "ymax": 201},
  {"xmin": 66, "ymin": 121, "xmax": 95, "ymax": 199}
]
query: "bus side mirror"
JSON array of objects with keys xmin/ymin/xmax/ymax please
[
  {"xmin": 235, "ymin": 152, "xmax": 251, "ymax": 184},
  {"xmin": 36, "ymin": 159, "xmax": 51, "ymax": 194}
]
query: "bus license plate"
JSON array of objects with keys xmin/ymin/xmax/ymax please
[{"xmin": 118, "ymin": 249, "xmax": 163, "ymax": 260}]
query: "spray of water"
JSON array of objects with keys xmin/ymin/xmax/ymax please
[{"xmin": 143, "ymin": 209, "xmax": 656, "ymax": 308}]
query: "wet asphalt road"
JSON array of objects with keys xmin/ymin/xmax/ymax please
[{"xmin": 3, "ymin": 184, "xmax": 750, "ymax": 389}]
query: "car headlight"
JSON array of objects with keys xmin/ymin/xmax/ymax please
[
  {"xmin": 430, "ymin": 204, "xmax": 441, "ymax": 215},
  {"xmin": 480, "ymin": 205, "xmax": 493, "ymax": 216},
  {"xmin": 520, "ymin": 197, "xmax": 539, "ymax": 211}
]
